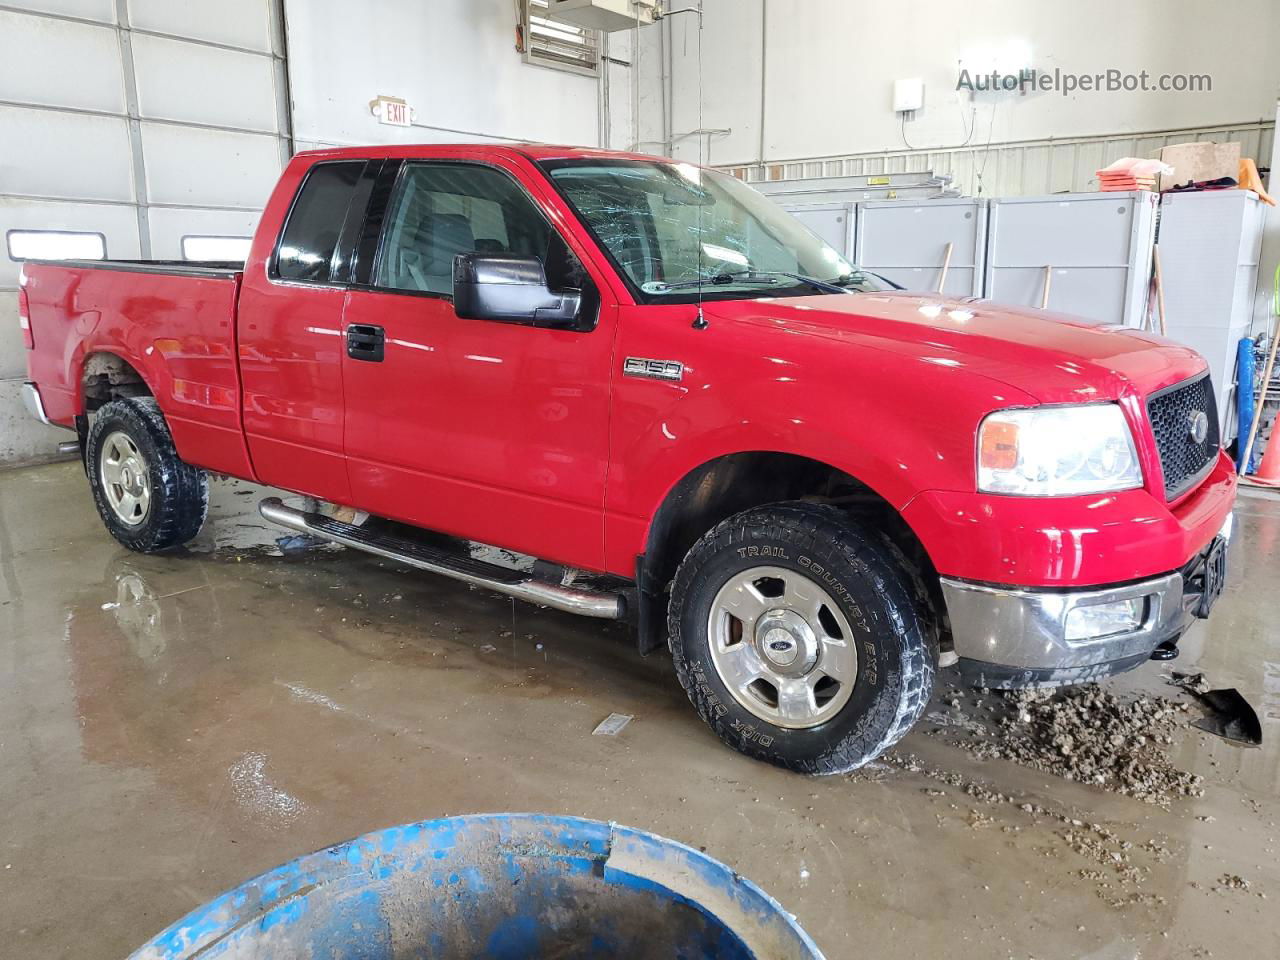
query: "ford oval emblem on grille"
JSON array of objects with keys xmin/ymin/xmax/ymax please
[{"xmin": 1187, "ymin": 410, "xmax": 1209, "ymax": 444}]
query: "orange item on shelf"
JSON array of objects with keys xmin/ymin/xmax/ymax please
[
  {"xmin": 1238, "ymin": 158, "xmax": 1275, "ymax": 206},
  {"xmin": 1095, "ymin": 157, "xmax": 1170, "ymax": 192}
]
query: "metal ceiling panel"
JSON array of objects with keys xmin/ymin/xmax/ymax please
[
  {"xmin": 6, "ymin": 0, "xmax": 115, "ymax": 23},
  {"xmin": 146, "ymin": 205, "xmax": 260, "ymax": 259},
  {"xmin": 0, "ymin": 10, "xmax": 125, "ymax": 113},
  {"xmin": 132, "ymin": 33, "xmax": 277, "ymax": 133},
  {"xmin": 127, "ymin": 0, "xmax": 274, "ymax": 53},
  {"xmin": 0, "ymin": 104, "xmax": 134, "ymax": 201},
  {"xmin": 139, "ymin": 121, "xmax": 280, "ymax": 208},
  {"xmin": 0, "ymin": 196, "xmax": 140, "ymax": 288}
]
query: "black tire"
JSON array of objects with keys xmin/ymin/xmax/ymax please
[
  {"xmin": 669, "ymin": 502, "xmax": 937, "ymax": 775},
  {"xmin": 86, "ymin": 398, "xmax": 208, "ymax": 552}
]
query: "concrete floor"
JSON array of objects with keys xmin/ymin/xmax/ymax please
[{"xmin": 2, "ymin": 461, "xmax": 1278, "ymax": 959}]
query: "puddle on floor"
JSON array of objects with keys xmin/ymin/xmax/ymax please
[{"xmin": 4, "ymin": 462, "xmax": 1279, "ymax": 960}]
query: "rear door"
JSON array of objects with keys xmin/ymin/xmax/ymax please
[
  {"xmin": 237, "ymin": 159, "xmax": 374, "ymax": 502},
  {"xmin": 338, "ymin": 156, "xmax": 617, "ymax": 569}
]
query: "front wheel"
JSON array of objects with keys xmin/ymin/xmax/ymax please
[
  {"xmin": 669, "ymin": 503, "xmax": 937, "ymax": 774},
  {"xmin": 87, "ymin": 398, "xmax": 208, "ymax": 552}
]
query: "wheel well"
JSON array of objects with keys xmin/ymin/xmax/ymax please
[
  {"xmin": 82, "ymin": 353, "xmax": 152, "ymax": 412},
  {"xmin": 638, "ymin": 452, "xmax": 949, "ymax": 653}
]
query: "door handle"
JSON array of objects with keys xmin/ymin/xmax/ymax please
[{"xmin": 346, "ymin": 324, "xmax": 384, "ymax": 362}]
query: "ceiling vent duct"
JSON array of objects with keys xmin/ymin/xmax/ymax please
[{"xmin": 548, "ymin": 0, "xmax": 659, "ymax": 32}]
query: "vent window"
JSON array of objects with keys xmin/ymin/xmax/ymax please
[{"xmin": 519, "ymin": 0, "xmax": 600, "ymax": 76}]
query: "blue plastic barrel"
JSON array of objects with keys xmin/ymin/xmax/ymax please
[
  {"xmin": 129, "ymin": 814, "xmax": 825, "ymax": 959},
  {"xmin": 1237, "ymin": 336, "xmax": 1257, "ymax": 473}
]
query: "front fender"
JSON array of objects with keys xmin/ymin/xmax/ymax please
[{"xmin": 602, "ymin": 302, "xmax": 1036, "ymax": 573}]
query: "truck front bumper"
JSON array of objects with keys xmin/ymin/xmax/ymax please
[{"xmin": 942, "ymin": 513, "xmax": 1232, "ymax": 688}]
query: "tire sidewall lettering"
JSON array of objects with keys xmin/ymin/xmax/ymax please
[
  {"xmin": 736, "ymin": 545, "xmax": 789, "ymax": 560},
  {"xmin": 798, "ymin": 554, "xmax": 870, "ymax": 636}
]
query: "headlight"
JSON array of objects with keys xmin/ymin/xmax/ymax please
[{"xmin": 978, "ymin": 404, "xmax": 1142, "ymax": 496}]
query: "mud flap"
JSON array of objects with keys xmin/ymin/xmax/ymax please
[
  {"xmin": 634, "ymin": 555, "xmax": 667, "ymax": 656},
  {"xmin": 75, "ymin": 414, "xmax": 89, "ymax": 476}
]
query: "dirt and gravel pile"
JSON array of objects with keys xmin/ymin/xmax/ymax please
[
  {"xmin": 872, "ymin": 750, "xmax": 1176, "ymax": 906},
  {"xmin": 1217, "ymin": 873, "xmax": 1252, "ymax": 892},
  {"xmin": 951, "ymin": 685, "xmax": 1204, "ymax": 804}
]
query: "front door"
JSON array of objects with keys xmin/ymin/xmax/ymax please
[{"xmin": 339, "ymin": 158, "xmax": 616, "ymax": 570}]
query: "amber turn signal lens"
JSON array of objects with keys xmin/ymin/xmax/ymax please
[{"xmin": 980, "ymin": 420, "xmax": 1019, "ymax": 470}]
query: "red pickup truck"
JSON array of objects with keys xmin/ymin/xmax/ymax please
[{"xmin": 19, "ymin": 144, "xmax": 1235, "ymax": 774}]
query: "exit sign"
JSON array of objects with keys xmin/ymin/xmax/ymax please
[{"xmin": 370, "ymin": 95, "xmax": 411, "ymax": 127}]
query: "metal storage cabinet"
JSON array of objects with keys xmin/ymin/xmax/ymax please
[
  {"xmin": 854, "ymin": 198, "xmax": 986, "ymax": 296},
  {"xmin": 984, "ymin": 191, "xmax": 1158, "ymax": 328},
  {"xmin": 780, "ymin": 202, "xmax": 855, "ymax": 260},
  {"xmin": 1155, "ymin": 189, "xmax": 1266, "ymax": 441}
]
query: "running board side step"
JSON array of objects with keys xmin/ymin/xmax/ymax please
[{"xmin": 258, "ymin": 497, "xmax": 624, "ymax": 620}]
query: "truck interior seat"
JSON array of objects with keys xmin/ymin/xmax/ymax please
[{"xmin": 399, "ymin": 213, "xmax": 475, "ymax": 293}]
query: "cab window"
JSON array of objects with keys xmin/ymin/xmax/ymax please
[
  {"xmin": 374, "ymin": 163, "xmax": 591, "ymax": 302},
  {"xmin": 274, "ymin": 161, "xmax": 364, "ymax": 283}
]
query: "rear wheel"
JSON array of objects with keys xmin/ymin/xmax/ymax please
[
  {"xmin": 669, "ymin": 502, "xmax": 937, "ymax": 774},
  {"xmin": 87, "ymin": 398, "xmax": 208, "ymax": 552}
]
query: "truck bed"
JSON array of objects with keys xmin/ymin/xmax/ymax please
[{"xmin": 21, "ymin": 256, "xmax": 250, "ymax": 477}]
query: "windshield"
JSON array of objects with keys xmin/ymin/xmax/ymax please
[{"xmin": 540, "ymin": 159, "xmax": 892, "ymax": 302}]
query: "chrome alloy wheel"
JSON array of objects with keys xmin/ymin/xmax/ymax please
[
  {"xmin": 707, "ymin": 565, "xmax": 858, "ymax": 729},
  {"xmin": 100, "ymin": 430, "xmax": 152, "ymax": 526}
]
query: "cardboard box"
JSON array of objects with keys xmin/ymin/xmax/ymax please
[{"xmin": 1158, "ymin": 141, "xmax": 1241, "ymax": 191}]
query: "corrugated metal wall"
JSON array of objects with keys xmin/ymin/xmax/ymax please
[
  {"xmin": 0, "ymin": 0, "xmax": 291, "ymax": 464},
  {"xmin": 725, "ymin": 120, "xmax": 1275, "ymax": 197}
]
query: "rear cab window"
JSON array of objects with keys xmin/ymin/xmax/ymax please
[{"xmin": 273, "ymin": 161, "xmax": 367, "ymax": 284}]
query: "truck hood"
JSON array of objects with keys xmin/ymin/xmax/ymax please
[{"xmin": 708, "ymin": 291, "xmax": 1207, "ymax": 404}]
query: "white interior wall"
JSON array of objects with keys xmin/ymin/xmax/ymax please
[
  {"xmin": 649, "ymin": 0, "xmax": 1280, "ymax": 168},
  {"xmin": 284, "ymin": 0, "xmax": 632, "ymax": 151},
  {"xmin": 632, "ymin": 1, "xmax": 1279, "ymax": 335}
]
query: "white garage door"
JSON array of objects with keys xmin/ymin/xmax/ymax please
[{"xmin": 0, "ymin": 0, "xmax": 291, "ymax": 463}]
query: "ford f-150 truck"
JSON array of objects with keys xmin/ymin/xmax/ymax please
[{"xmin": 19, "ymin": 144, "xmax": 1236, "ymax": 774}]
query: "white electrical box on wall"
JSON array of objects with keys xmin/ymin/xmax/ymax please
[
  {"xmin": 549, "ymin": 0, "xmax": 657, "ymax": 32},
  {"xmin": 893, "ymin": 78, "xmax": 925, "ymax": 113}
]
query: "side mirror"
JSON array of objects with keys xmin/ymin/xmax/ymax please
[{"xmin": 452, "ymin": 253, "xmax": 583, "ymax": 329}]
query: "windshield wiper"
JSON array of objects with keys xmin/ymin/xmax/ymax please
[
  {"xmin": 826, "ymin": 270, "xmax": 904, "ymax": 291},
  {"xmin": 750, "ymin": 270, "xmax": 851, "ymax": 294},
  {"xmin": 649, "ymin": 270, "xmax": 850, "ymax": 294},
  {"xmin": 647, "ymin": 272, "xmax": 778, "ymax": 292}
]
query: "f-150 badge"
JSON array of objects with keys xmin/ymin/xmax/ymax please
[{"xmin": 624, "ymin": 357, "xmax": 684, "ymax": 382}]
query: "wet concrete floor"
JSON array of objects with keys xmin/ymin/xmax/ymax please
[{"xmin": 1, "ymin": 461, "xmax": 1278, "ymax": 959}]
